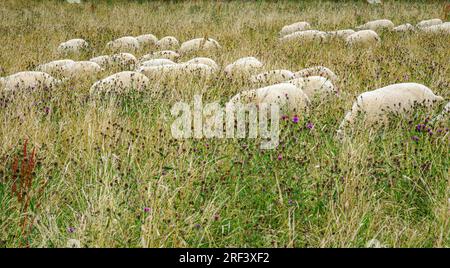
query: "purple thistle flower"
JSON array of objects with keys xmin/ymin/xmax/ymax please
[
  {"xmin": 277, "ymin": 154, "xmax": 283, "ymax": 161},
  {"xmin": 306, "ymin": 122, "xmax": 314, "ymax": 130},
  {"xmin": 292, "ymin": 116, "xmax": 299, "ymax": 123},
  {"xmin": 144, "ymin": 207, "xmax": 151, "ymax": 213}
]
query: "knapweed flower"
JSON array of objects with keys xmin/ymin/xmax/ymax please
[
  {"xmin": 416, "ymin": 124, "xmax": 425, "ymax": 132},
  {"xmin": 144, "ymin": 207, "xmax": 151, "ymax": 213},
  {"xmin": 292, "ymin": 116, "xmax": 299, "ymax": 123},
  {"xmin": 411, "ymin": 135, "xmax": 419, "ymax": 142},
  {"xmin": 277, "ymin": 154, "xmax": 283, "ymax": 161},
  {"xmin": 306, "ymin": 122, "xmax": 314, "ymax": 130}
]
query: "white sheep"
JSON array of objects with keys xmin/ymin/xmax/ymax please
[
  {"xmin": 250, "ymin": 70, "xmax": 294, "ymax": 85},
  {"xmin": 421, "ymin": 22, "xmax": 450, "ymax": 34},
  {"xmin": 137, "ymin": 58, "xmax": 176, "ymax": 69},
  {"xmin": 59, "ymin": 61, "xmax": 103, "ymax": 81},
  {"xmin": 279, "ymin": 21, "xmax": 311, "ymax": 37},
  {"xmin": 35, "ymin": 59, "xmax": 75, "ymax": 77},
  {"xmin": 89, "ymin": 55, "xmax": 112, "ymax": 69},
  {"xmin": 57, "ymin": 39, "xmax": 89, "ymax": 56},
  {"xmin": 229, "ymin": 83, "xmax": 310, "ymax": 115},
  {"xmin": 185, "ymin": 57, "xmax": 219, "ymax": 71},
  {"xmin": 224, "ymin": 57, "xmax": 263, "ymax": 79},
  {"xmin": 156, "ymin": 36, "xmax": 179, "ymax": 50},
  {"xmin": 135, "ymin": 34, "xmax": 158, "ymax": 47},
  {"xmin": 279, "ymin": 30, "xmax": 327, "ymax": 43},
  {"xmin": 346, "ymin": 30, "xmax": 380, "ymax": 46},
  {"xmin": 0, "ymin": 71, "xmax": 61, "ymax": 92},
  {"xmin": 356, "ymin": 19, "xmax": 394, "ymax": 31},
  {"xmin": 288, "ymin": 76, "xmax": 337, "ymax": 101},
  {"xmin": 90, "ymin": 71, "xmax": 150, "ymax": 94},
  {"xmin": 416, "ymin": 19, "xmax": 442, "ymax": 28},
  {"xmin": 337, "ymin": 83, "xmax": 444, "ymax": 136},
  {"xmin": 179, "ymin": 38, "xmax": 221, "ymax": 54},
  {"xmin": 106, "ymin": 36, "xmax": 140, "ymax": 53},
  {"xmin": 139, "ymin": 50, "xmax": 181, "ymax": 62},
  {"xmin": 110, "ymin": 53, "xmax": 137, "ymax": 71},
  {"xmin": 138, "ymin": 63, "xmax": 214, "ymax": 81},
  {"xmin": 293, "ymin": 66, "xmax": 338, "ymax": 83},
  {"xmin": 392, "ymin": 23, "xmax": 415, "ymax": 32},
  {"xmin": 327, "ymin": 29, "xmax": 356, "ymax": 39},
  {"xmin": 367, "ymin": 0, "xmax": 382, "ymax": 4}
]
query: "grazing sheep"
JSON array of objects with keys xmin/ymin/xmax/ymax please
[
  {"xmin": 337, "ymin": 83, "xmax": 444, "ymax": 136},
  {"xmin": 346, "ymin": 30, "xmax": 380, "ymax": 46},
  {"xmin": 138, "ymin": 63, "xmax": 214, "ymax": 80},
  {"xmin": 57, "ymin": 39, "xmax": 89, "ymax": 56},
  {"xmin": 89, "ymin": 55, "xmax": 113, "ymax": 69},
  {"xmin": 229, "ymin": 83, "xmax": 310, "ymax": 115},
  {"xmin": 421, "ymin": 22, "xmax": 450, "ymax": 34},
  {"xmin": 327, "ymin": 29, "xmax": 356, "ymax": 39},
  {"xmin": 367, "ymin": 0, "xmax": 382, "ymax": 4},
  {"xmin": 288, "ymin": 76, "xmax": 337, "ymax": 101},
  {"xmin": 60, "ymin": 61, "xmax": 103, "ymax": 81},
  {"xmin": 416, "ymin": 18, "xmax": 443, "ymax": 28},
  {"xmin": 279, "ymin": 30, "xmax": 327, "ymax": 43},
  {"xmin": 279, "ymin": 21, "xmax": 311, "ymax": 36},
  {"xmin": 106, "ymin": 36, "xmax": 140, "ymax": 53},
  {"xmin": 356, "ymin": 19, "xmax": 394, "ymax": 31},
  {"xmin": 293, "ymin": 66, "xmax": 338, "ymax": 83},
  {"xmin": 432, "ymin": 102, "xmax": 449, "ymax": 124},
  {"xmin": 135, "ymin": 34, "xmax": 158, "ymax": 47},
  {"xmin": 90, "ymin": 71, "xmax": 150, "ymax": 94},
  {"xmin": 137, "ymin": 58, "xmax": 176, "ymax": 69},
  {"xmin": 110, "ymin": 53, "xmax": 137, "ymax": 71},
  {"xmin": 0, "ymin": 71, "xmax": 61, "ymax": 92},
  {"xmin": 392, "ymin": 23, "xmax": 415, "ymax": 32},
  {"xmin": 179, "ymin": 38, "xmax": 221, "ymax": 54},
  {"xmin": 185, "ymin": 57, "xmax": 219, "ymax": 71},
  {"xmin": 140, "ymin": 50, "xmax": 180, "ymax": 62},
  {"xmin": 250, "ymin": 70, "xmax": 294, "ymax": 85},
  {"xmin": 224, "ymin": 57, "xmax": 263, "ymax": 79},
  {"xmin": 156, "ymin": 36, "xmax": 179, "ymax": 50},
  {"xmin": 35, "ymin": 59, "xmax": 75, "ymax": 77}
]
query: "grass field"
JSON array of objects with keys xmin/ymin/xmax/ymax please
[{"xmin": 0, "ymin": 0, "xmax": 449, "ymax": 248}]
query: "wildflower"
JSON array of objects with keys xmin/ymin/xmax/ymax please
[
  {"xmin": 411, "ymin": 136, "xmax": 419, "ymax": 142},
  {"xmin": 67, "ymin": 227, "xmax": 75, "ymax": 233},
  {"xmin": 306, "ymin": 122, "xmax": 314, "ymax": 130},
  {"xmin": 281, "ymin": 115, "xmax": 288, "ymax": 120},
  {"xmin": 144, "ymin": 207, "xmax": 151, "ymax": 213},
  {"xmin": 277, "ymin": 154, "xmax": 283, "ymax": 161},
  {"xmin": 44, "ymin": 106, "xmax": 50, "ymax": 115},
  {"xmin": 416, "ymin": 124, "xmax": 424, "ymax": 132},
  {"xmin": 292, "ymin": 116, "xmax": 299, "ymax": 123}
]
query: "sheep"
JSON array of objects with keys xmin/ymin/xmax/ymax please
[
  {"xmin": 0, "ymin": 71, "xmax": 61, "ymax": 92},
  {"xmin": 229, "ymin": 83, "xmax": 310, "ymax": 115},
  {"xmin": 416, "ymin": 18, "xmax": 443, "ymax": 29},
  {"xmin": 293, "ymin": 66, "xmax": 338, "ymax": 83},
  {"xmin": 420, "ymin": 22, "xmax": 450, "ymax": 34},
  {"xmin": 250, "ymin": 70, "xmax": 294, "ymax": 86},
  {"xmin": 279, "ymin": 30, "xmax": 327, "ymax": 43},
  {"xmin": 156, "ymin": 36, "xmax": 179, "ymax": 50},
  {"xmin": 337, "ymin": 83, "xmax": 444, "ymax": 136},
  {"xmin": 139, "ymin": 50, "xmax": 180, "ymax": 62},
  {"xmin": 135, "ymin": 34, "xmax": 158, "ymax": 47},
  {"xmin": 224, "ymin": 57, "xmax": 263, "ymax": 79},
  {"xmin": 288, "ymin": 76, "xmax": 337, "ymax": 101},
  {"xmin": 185, "ymin": 57, "xmax": 219, "ymax": 71},
  {"xmin": 392, "ymin": 23, "xmax": 415, "ymax": 32},
  {"xmin": 137, "ymin": 58, "xmax": 176, "ymax": 69},
  {"xmin": 356, "ymin": 19, "xmax": 394, "ymax": 31},
  {"xmin": 432, "ymin": 102, "xmax": 449, "ymax": 124},
  {"xmin": 179, "ymin": 38, "xmax": 221, "ymax": 54},
  {"xmin": 89, "ymin": 55, "xmax": 113, "ymax": 69},
  {"xmin": 57, "ymin": 39, "xmax": 89, "ymax": 56},
  {"xmin": 138, "ymin": 63, "xmax": 214, "ymax": 81},
  {"xmin": 367, "ymin": 0, "xmax": 382, "ymax": 4},
  {"xmin": 59, "ymin": 61, "xmax": 103, "ymax": 81},
  {"xmin": 90, "ymin": 71, "xmax": 150, "ymax": 94},
  {"xmin": 327, "ymin": 29, "xmax": 356, "ymax": 39},
  {"xmin": 279, "ymin": 21, "xmax": 311, "ymax": 37},
  {"xmin": 35, "ymin": 59, "xmax": 75, "ymax": 77},
  {"xmin": 110, "ymin": 53, "xmax": 137, "ymax": 71},
  {"xmin": 106, "ymin": 36, "xmax": 140, "ymax": 53},
  {"xmin": 346, "ymin": 30, "xmax": 380, "ymax": 46}
]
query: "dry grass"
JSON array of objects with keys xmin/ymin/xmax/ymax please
[{"xmin": 0, "ymin": 0, "xmax": 449, "ymax": 248}]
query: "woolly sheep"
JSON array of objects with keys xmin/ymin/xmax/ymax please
[
  {"xmin": 224, "ymin": 57, "xmax": 263, "ymax": 79},
  {"xmin": 432, "ymin": 102, "xmax": 450, "ymax": 124},
  {"xmin": 279, "ymin": 21, "xmax": 311, "ymax": 36},
  {"xmin": 137, "ymin": 58, "xmax": 176, "ymax": 69},
  {"xmin": 229, "ymin": 83, "xmax": 310, "ymax": 115},
  {"xmin": 35, "ymin": 59, "xmax": 75, "ymax": 77},
  {"xmin": 138, "ymin": 63, "xmax": 214, "ymax": 80},
  {"xmin": 356, "ymin": 19, "xmax": 394, "ymax": 31},
  {"xmin": 90, "ymin": 71, "xmax": 150, "ymax": 94},
  {"xmin": 416, "ymin": 19, "xmax": 442, "ymax": 28},
  {"xmin": 250, "ymin": 70, "xmax": 294, "ymax": 85},
  {"xmin": 156, "ymin": 36, "xmax": 179, "ymax": 50},
  {"xmin": 0, "ymin": 71, "xmax": 61, "ymax": 92},
  {"xmin": 346, "ymin": 30, "xmax": 380, "ymax": 46},
  {"xmin": 392, "ymin": 23, "xmax": 415, "ymax": 32},
  {"xmin": 337, "ymin": 83, "xmax": 444, "ymax": 136},
  {"xmin": 139, "ymin": 50, "xmax": 180, "ymax": 62},
  {"xmin": 185, "ymin": 57, "xmax": 219, "ymax": 71},
  {"xmin": 57, "ymin": 39, "xmax": 89, "ymax": 56},
  {"xmin": 288, "ymin": 76, "xmax": 337, "ymax": 100},
  {"xmin": 293, "ymin": 66, "xmax": 338, "ymax": 83},
  {"xmin": 327, "ymin": 29, "xmax": 356, "ymax": 39},
  {"xmin": 135, "ymin": 34, "xmax": 158, "ymax": 47},
  {"xmin": 59, "ymin": 61, "xmax": 103, "ymax": 81},
  {"xmin": 179, "ymin": 38, "xmax": 221, "ymax": 54},
  {"xmin": 279, "ymin": 30, "xmax": 327, "ymax": 43},
  {"xmin": 89, "ymin": 55, "xmax": 112, "ymax": 69},
  {"xmin": 110, "ymin": 53, "xmax": 137, "ymax": 71},
  {"xmin": 106, "ymin": 36, "xmax": 140, "ymax": 53},
  {"xmin": 367, "ymin": 0, "xmax": 382, "ymax": 4},
  {"xmin": 421, "ymin": 22, "xmax": 450, "ymax": 34}
]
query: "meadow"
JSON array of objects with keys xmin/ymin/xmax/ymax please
[{"xmin": 0, "ymin": 0, "xmax": 449, "ymax": 248}]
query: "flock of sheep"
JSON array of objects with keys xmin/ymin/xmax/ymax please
[{"xmin": 0, "ymin": 17, "xmax": 448, "ymax": 139}]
